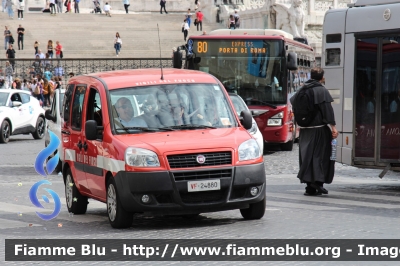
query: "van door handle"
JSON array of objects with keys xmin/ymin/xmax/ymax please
[
  {"xmin": 83, "ymin": 141, "xmax": 88, "ymax": 151},
  {"xmin": 61, "ymin": 130, "xmax": 70, "ymax": 135},
  {"xmin": 77, "ymin": 141, "xmax": 83, "ymax": 150}
]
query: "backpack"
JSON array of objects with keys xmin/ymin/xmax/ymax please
[{"xmin": 293, "ymin": 85, "xmax": 316, "ymax": 127}]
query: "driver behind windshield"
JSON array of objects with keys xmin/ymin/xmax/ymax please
[{"xmin": 115, "ymin": 97, "xmax": 148, "ymax": 127}]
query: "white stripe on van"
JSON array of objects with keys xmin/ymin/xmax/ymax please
[{"xmin": 65, "ymin": 149, "xmax": 76, "ymax": 162}]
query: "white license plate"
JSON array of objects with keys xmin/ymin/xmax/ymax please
[{"xmin": 187, "ymin": 179, "xmax": 221, "ymax": 192}]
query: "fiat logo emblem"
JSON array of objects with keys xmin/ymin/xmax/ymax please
[
  {"xmin": 196, "ymin": 155, "xmax": 206, "ymax": 164},
  {"xmin": 383, "ymin": 9, "xmax": 391, "ymax": 21}
]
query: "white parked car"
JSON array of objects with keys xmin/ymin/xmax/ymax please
[
  {"xmin": 44, "ymin": 89, "xmax": 65, "ymax": 173},
  {"xmin": 0, "ymin": 89, "xmax": 46, "ymax": 143},
  {"xmin": 229, "ymin": 93, "xmax": 264, "ymax": 151}
]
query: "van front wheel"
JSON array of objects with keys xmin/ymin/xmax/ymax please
[
  {"xmin": 240, "ymin": 197, "xmax": 266, "ymax": 220},
  {"xmin": 107, "ymin": 178, "xmax": 133, "ymax": 228}
]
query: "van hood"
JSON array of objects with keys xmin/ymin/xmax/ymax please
[{"xmin": 113, "ymin": 127, "xmax": 251, "ymax": 155}]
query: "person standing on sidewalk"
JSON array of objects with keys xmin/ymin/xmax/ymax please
[
  {"xmin": 123, "ymin": 0, "xmax": 130, "ymax": 14},
  {"xmin": 290, "ymin": 67, "xmax": 339, "ymax": 196},
  {"xmin": 196, "ymin": 10, "xmax": 203, "ymax": 31},
  {"xmin": 160, "ymin": 0, "xmax": 167, "ymax": 14},
  {"xmin": 56, "ymin": 0, "xmax": 63, "ymax": 13},
  {"xmin": 114, "ymin": 32, "xmax": 122, "ymax": 56},
  {"xmin": 6, "ymin": 44, "xmax": 16, "ymax": 70},
  {"xmin": 74, "ymin": 0, "xmax": 80, "ymax": 13},
  {"xmin": 55, "ymin": 41, "xmax": 63, "ymax": 58},
  {"xmin": 17, "ymin": 0, "xmax": 24, "ymax": 20},
  {"xmin": 186, "ymin": 9, "xmax": 192, "ymax": 27},
  {"xmin": 104, "ymin": 2, "xmax": 112, "ymax": 17},
  {"xmin": 49, "ymin": 0, "xmax": 56, "ymax": 15},
  {"xmin": 4, "ymin": 26, "xmax": 11, "ymax": 50},
  {"xmin": 17, "ymin": 24, "xmax": 24, "ymax": 50}
]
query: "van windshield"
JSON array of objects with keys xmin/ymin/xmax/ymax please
[{"xmin": 109, "ymin": 83, "xmax": 237, "ymax": 133}]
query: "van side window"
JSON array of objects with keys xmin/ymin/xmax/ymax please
[
  {"xmin": 71, "ymin": 85, "xmax": 87, "ymax": 130},
  {"xmin": 86, "ymin": 88, "xmax": 102, "ymax": 126},
  {"xmin": 62, "ymin": 84, "xmax": 75, "ymax": 123}
]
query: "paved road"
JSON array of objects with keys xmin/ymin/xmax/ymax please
[{"xmin": 0, "ymin": 135, "xmax": 399, "ymax": 265}]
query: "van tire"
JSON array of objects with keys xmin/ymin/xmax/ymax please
[
  {"xmin": 107, "ymin": 178, "xmax": 133, "ymax": 228},
  {"xmin": 280, "ymin": 135, "xmax": 294, "ymax": 151},
  {"xmin": 181, "ymin": 213, "xmax": 200, "ymax": 219},
  {"xmin": 65, "ymin": 168, "xmax": 88, "ymax": 214},
  {"xmin": 240, "ymin": 197, "xmax": 266, "ymax": 220},
  {"xmin": 32, "ymin": 116, "xmax": 45, "ymax": 139}
]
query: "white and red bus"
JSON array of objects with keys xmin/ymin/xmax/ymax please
[
  {"xmin": 182, "ymin": 29, "xmax": 315, "ymax": 151},
  {"xmin": 322, "ymin": 0, "xmax": 400, "ymax": 174}
]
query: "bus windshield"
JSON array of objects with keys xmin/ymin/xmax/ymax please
[{"xmin": 189, "ymin": 39, "xmax": 286, "ymax": 105}]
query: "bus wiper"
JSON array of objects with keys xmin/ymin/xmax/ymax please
[
  {"xmin": 246, "ymin": 98, "xmax": 277, "ymax": 109},
  {"xmin": 164, "ymin": 124, "xmax": 217, "ymax": 130}
]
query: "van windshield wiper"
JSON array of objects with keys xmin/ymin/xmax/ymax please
[
  {"xmin": 116, "ymin": 127, "xmax": 175, "ymax": 132},
  {"xmin": 163, "ymin": 124, "xmax": 217, "ymax": 130},
  {"xmin": 246, "ymin": 98, "xmax": 277, "ymax": 109}
]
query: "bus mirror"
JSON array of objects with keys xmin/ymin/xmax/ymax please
[
  {"xmin": 240, "ymin": 110, "xmax": 253, "ymax": 130},
  {"xmin": 194, "ymin": 57, "xmax": 201, "ymax": 64},
  {"xmin": 287, "ymin": 52, "xmax": 298, "ymax": 70}
]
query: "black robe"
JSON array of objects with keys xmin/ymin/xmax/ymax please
[{"xmin": 290, "ymin": 80, "xmax": 336, "ymax": 184}]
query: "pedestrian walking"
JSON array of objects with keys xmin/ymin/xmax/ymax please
[
  {"xmin": 8, "ymin": 33, "xmax": 14, "ymax": 46},
  {"xmin": 2, "ymin": 0, "xmax": 5, "ymax": 12},
  {"xmin": 4, "ymin": 26, "xmax": 11, "ymax": 50},
  {"xmin": 290, "ymin": 67, "xmax": 339, "ymax": 196},
  {"xmin": 65, "ymin": 0, "xmax": 71, "ymax": 13},
  {"xmin": 5, "ymin": 0, "xmax": 13, "ymax": 18},
  {"xmin": 47, "ymin": 40, "xmax": 54, "ymax": 58},
  {"xmin": 17, "ymin": 24, "xmax": 24, "ymax": 50},
  {"xmin": 160, "ymin": 0, "xmax": 167, "ymax": 14},
  {"xmin": 104, "ymin": 2, "xmax": 111, "ymax": 17},
  {"xmin": 6, "ymin": 44, "xmax": 16, "ymax": 70},
  {"xmin": 114, "ymin": 32, "xmax": 122, "ymax": 56},
  {"xmin": 55, "ymin": 41, "xmax": 63, "ymax": 58},
  {"xmin": 56, "ymin": 0, "xmax": 63, "ymax": 13},
  {"xmin": 74, "ymin": 0, "xmax": 80, "ymax": 13},
  {"xmin": 17, "ymin": 0, "xmax": 24, "ymax": 20},
  {"xmin": 194, "ymin": 0, "xmax": 200, "ymax": 10},
  {"xmin": 123, "ymin": 0, "xmax": 129, "ymax": 14},
  {"xmin": 181, "ymin": 19, "xmax": 189, "ymax": 42},
  {"xmin": 186, "ymin": 9, "xmax": 192, "ymax": 27},
  {"xmin": 49, "ymin": 0, "xmax": 56, "ymax": 15},
  {"xmin": 196, "ymin": 10, "xmax": 203, "ymax": 31}
]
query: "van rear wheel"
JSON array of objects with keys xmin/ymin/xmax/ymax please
[
  {"xmin": 65, "ymin": 168, "xmax": 88, "ymax": 214},
  {"xmin": 240, "ymin": 197, "xmax": 266, "ymax": 220},
  {"xmin": 107, "ymin": 178, "xmax": 133, "ymax": 229}
]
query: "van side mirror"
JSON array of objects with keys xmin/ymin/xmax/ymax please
[
  {"xmin": 287, "ymin": 52, "xmax": 298, "ymax": 70},
  {"xmin": 45, "ymin": 109, "xmax": 56, "ymax": 123},
  {"xmin": 240, "ymin": 110, "xmax": 252, "ymax": 130},
  {"xmin": 85, "ymin": 120, "xmax": 98, "ymax": 140}
]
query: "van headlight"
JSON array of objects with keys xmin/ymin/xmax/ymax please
[
  {"xmin": 125, "ymin": 147, "xmax": 160, "ymax": 167},
  {"xmin": 238, "ymin": 139, "xmax": 261, "ymax": 161},
  {"xmin": 248, "ymin": 121, "xmax": 258, "ymax": 135},
  {"xmin": 267, "ymin": 111, "xmax": 283, "ymax": 126}
]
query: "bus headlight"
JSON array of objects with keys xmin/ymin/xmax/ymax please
[
  {"xmin": 125, "ymin": 147, "xmax": 160, "ymax": 167},
  {"xmin": 267, "ymin": 111, "xmax": 284, "ymax": 126},
  {"xmin": 238, "ymin": 139, "xmax": 261, "ymax": 161}
]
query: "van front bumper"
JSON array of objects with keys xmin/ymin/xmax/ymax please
[{"xmin": 113, "ymin": 162, "xmax": 266, "ymax": 215}]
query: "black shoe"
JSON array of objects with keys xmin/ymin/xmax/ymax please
[
  {"xmin": 304, "ymin": 191, "xmax": 322, "ymax": 196},
  {"xmin": 310, "ymin": 183, "xmax": 328, "ymax": 194}
]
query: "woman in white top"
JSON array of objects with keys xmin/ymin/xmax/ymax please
[
  {"xmin": 17, "ymin": 0, "xmax": 24, "ymax": 20},
  {"xmin": 181, "ymin": 19, "xmax": 190, "ymax": 42},
  {"xmin": 114, "ymin": 32, "xmax": 122, "ymax": 56}
]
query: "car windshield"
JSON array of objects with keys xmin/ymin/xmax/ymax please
[
  {"xmin": 229, "ymin": 95, "xmax": 248, "ymax": 116},
  {"xmin": 109, "ymin": 83, "xmax": 236, "ymax": 133},
  {"xmin": 0, "ymin": 92, "xmax": 9, "ymax": 106}
]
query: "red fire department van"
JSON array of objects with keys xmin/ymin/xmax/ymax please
[{"xmin": 60, "ymin": 68, "xmax": 266, "ymax": 228}]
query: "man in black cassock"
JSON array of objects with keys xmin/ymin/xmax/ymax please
[{"xmin": 290, "ymin": 67, "xmax": 339, "ymax": 196}]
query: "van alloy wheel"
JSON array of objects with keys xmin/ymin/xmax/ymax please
[
  {"xmin": 107, "ymin": 184, "xmax": 117, "ymax": 222},
  {"xmin": 64, "ymin": 168, "xmax": 88, "ymax": 214}
]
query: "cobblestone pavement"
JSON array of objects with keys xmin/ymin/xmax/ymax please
[{"xmin": 0, "ymin": 136, "xmax": 399, "ymax": 266}]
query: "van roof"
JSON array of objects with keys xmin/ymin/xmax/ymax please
[{"xmin": 85, "ymin": 68, "xmax": 218, "ymax": 90}]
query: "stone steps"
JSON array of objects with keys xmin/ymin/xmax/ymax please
[{"xmin": 2, "ymin": 11, "xmax": 221, "ymax": 58}]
